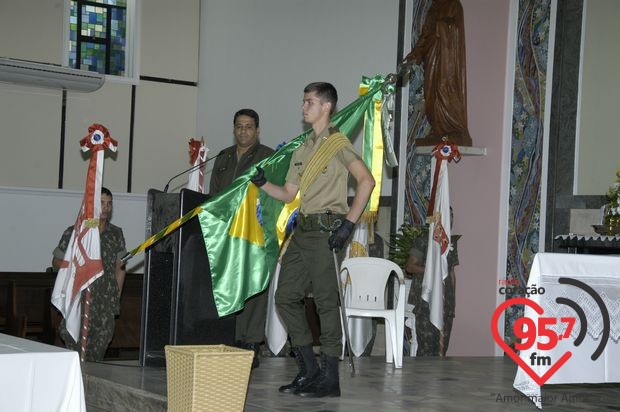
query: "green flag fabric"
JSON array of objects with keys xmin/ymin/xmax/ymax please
[{"xmin": 198, "ymin": 78, "xmax": 387, "ymax": 317}]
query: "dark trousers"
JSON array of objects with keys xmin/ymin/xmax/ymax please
[
  {"xmin": 235, "ymin": 289, "xmax": 268, "ymax": 343},
  {"xmin": 275, "ymin": 229, "xmax": 343, "ymax": 357}
]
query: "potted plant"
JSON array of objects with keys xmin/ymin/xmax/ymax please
[
  {"xmin": 604, "ymin": 168, "xmax": 620, "ymax": 235},
  {"xmin": 388, "ymin": 223, "xmax": 426, "ymax": 270}
]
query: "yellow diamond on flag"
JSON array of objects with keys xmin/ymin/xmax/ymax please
[{"xmin": 228, "ymin": 183, "xmax": 265, "ymax": 247}]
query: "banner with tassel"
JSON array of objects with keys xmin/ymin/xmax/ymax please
[
  {"xmin": 51, "ymin": 124, "xmax": 117, "ymax": 362},
  {"xmin": 187, "ymin": 137, "xmax": 208, "ymax": 193}
]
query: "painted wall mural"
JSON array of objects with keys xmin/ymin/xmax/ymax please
[
  {"xmin": 404, "ymin": 0, "xmax": 432, "ymax": 226},
  {"xmin": 505, "ymin": 0, "xmax": 551, "ymax": 345}
]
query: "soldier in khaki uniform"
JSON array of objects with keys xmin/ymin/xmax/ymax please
[
  {"xmin": 251, "ymin": 82, "xmax": 375, "ymax": 398},
  {"xmin": 209, "ymin": 108, "xmax": 274, "ymax": 368}
]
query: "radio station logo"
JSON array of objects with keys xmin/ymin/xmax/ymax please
[{"xmin": 491, "ymin": 277, "xmax": 610, "ymax": 385}]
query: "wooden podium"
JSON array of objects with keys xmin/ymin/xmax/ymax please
[{"xmin": 139, "ymin": 189, "xmax": 235, "ymax": 367}]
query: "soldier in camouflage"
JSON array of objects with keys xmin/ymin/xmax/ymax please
[
  {"xmin": 405, "ymin": 227, "xmax": 459, "ymax": 356},
  {"xmin": 52, "ymin": 187, "xmax": 127, "ymax": 361}
]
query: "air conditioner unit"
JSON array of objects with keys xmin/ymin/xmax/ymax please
[{"xmin": 0, "ymin": 57, "xmax": 105, "ymax": 92}]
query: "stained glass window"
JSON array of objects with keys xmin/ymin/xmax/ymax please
[{"xmin": 69, "ymin": 0, "xmax": 128, "ymax": 76}]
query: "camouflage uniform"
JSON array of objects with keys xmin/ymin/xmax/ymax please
[
  {"xmin": 54, "ymin": 223, "xmax": 126, "ymax": 361},
  {"xmin": 407, "ymin": 232, "xmax": 459, "ymax": 356},
  {"xmin": 209, "ymin": 142, "xmax": 275, "ymax": 344},
  {"xmin": 275, "ymin": 125, "xmax": 361, "ymax": 358}
]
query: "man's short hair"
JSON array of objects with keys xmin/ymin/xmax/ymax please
[
  {"xmin": 304, "ymin": 82, "xmax": 338, "ymax": 114},
  {"xmin": 234, "ymin": 108, "xmax": 260, "ymax": 128},
  {"xmin": 101, "ymin": 187, "xmax": 112, "ymax": 197}
]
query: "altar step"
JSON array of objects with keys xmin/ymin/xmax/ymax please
[{"xmin": 82, "ymin": 361, "xmax": 166, "ymax": 412}]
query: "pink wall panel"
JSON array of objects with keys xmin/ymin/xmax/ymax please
[{"xmin": 446, "ymin": 0, "xmax": 511, "ymax": 356}]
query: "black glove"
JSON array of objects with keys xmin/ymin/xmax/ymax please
[
  {"xmin": 328, "ymin": 219, "xmax": 355, "ymax": 252},
  {"xmin": 250, "ymin": 167, "xmax": 267, "ymax": 187}
]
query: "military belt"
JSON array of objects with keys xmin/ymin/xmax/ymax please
[{"xmin": 297, "ymin": 212, "xmax": 345, "ymax": 232}]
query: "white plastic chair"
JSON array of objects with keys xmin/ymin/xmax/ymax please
[{"xmin": 340, "ymin": 257, "xmax": 405, "ymax": 368}]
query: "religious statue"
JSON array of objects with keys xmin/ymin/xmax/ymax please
[{"xmin": 404, "ymin": 0, "xmax": 472, "ymax": 147}]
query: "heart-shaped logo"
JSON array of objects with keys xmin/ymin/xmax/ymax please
[{"xmin": 491, "ymin": 297, "xmax": 572, "ymax": 386}]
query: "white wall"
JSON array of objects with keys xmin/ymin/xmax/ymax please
[
  {"xmin": 0, "ymin": 84, "xmax": 64, "ymax": 188},
  {"xmin": 0, "ymin": 186, "xmax": 146, "ymax": 273},
  {"xmin": 141, "ymin": 0, "xmax": 199, "ymax": 81},
  {"xmin": 0, "ymin": 0, "xmax": 65, "ymax": 65},
  {"xmin": 0, "ymin": 0, "xmax": 66, "ymax": 189},
  {"xmin": 197, "ymin": 0, "xmax": 400, "ymax": 195}
]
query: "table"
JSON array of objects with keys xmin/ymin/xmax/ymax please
[
  {"xmin": 0, "ymin": 333, "xmax": 86, "ymax": 411},
  {"xmin": 554, "ymin": 234, "xmax": 620, "ymax": 254},
  {"xmin": 512, "ymin": 253, "xmax": 620, "ymax": 409}
]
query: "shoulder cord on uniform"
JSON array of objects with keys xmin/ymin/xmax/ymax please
[{"xmin": 298, "ymin": 132, "xmax": 350, "ymax": 198}]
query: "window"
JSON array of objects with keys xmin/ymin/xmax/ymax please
[{"xmin": 66, "ymin": 0, "xmax": 139, "ymax": 80}]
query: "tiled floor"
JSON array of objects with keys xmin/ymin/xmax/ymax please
[{"xmin": 83, "ymin": 355, "xmax": 620, "ymax": 411}]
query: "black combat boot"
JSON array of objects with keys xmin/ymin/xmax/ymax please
[
  {"xmin": 278, "ymin": 345, "xmax": 320, "ymax": 393},
  {"xmin": 247, "ymin": 342, "xmax": 260, "ymax": 369},
  {"xmin": 296, "ymin": 352, "xmax": 340, "ymax": 398},
  {"xmin": 237, "ymin": 341, "xmax": 260, "ymax": 369}
]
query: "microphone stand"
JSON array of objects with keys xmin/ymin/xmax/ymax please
[{"xmin": 163, "ymin": 151, "xmax": 224, "ymax": 193}]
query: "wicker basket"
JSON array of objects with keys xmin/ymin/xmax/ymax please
[{"xmin": 165, "ymin": 345, "xmax": 254, "ymax": 412}]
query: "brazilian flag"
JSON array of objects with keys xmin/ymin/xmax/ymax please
[{"xmin": 197, "ymin": 78, "xmax": 388, "ymax": 317}]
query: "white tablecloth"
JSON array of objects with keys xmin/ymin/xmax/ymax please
[
  {"xmin": 0, "ymin": 333, "xmax": 86, "ymax": 412},
  {"xmin": 513, "ymin": 253, "xmax": 620, "ymax": 409}
]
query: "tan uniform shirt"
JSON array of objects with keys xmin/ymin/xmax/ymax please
[{"xmin": 285, "ymin": 124, "xmax": 361, "ymax": 214}]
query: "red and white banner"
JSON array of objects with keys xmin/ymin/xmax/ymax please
[
  {"xmin": 187, "ymin": 137, "xmax": 208, "ymax": 193},
  {"xmin": 51, "ymin": 124, "xmax": 117, "ymax": 342},
  {"xmin": 421, "ymin": 142, "xmax": 460, "ymax": 331}
]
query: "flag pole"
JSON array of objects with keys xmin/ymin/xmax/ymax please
[
  {"xmin": 121, "ymin": 205, "xmax": 204, "ymax": 263},
  {"xmin": 79, "ymin": 288, "xmax": 91, "ymax": 362},
  {"xmin": 333, "ymin": 251, "xmax": 356, "ymax": 377}
]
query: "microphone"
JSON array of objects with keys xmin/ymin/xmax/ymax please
[{"xmin": 163, "ymin": 150, "xmax": 225, "ymax": 193}]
